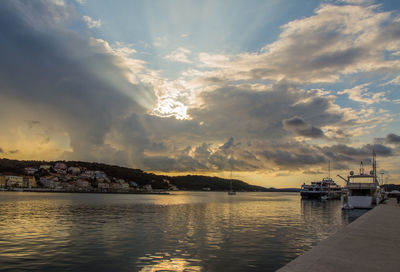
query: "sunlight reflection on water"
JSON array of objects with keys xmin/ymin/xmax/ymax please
[{"xmin": 0, "ymin": 192, "xmax": 366, "ymax": 271}]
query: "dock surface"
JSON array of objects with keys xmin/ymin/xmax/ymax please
[{"xmin": 278, "ymin": 199, "xmax": 400, "ymax": 272}]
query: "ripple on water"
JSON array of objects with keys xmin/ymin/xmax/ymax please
[{"xmin": 0, "ymin": 192, "xmax": 363, "ymax": 272}]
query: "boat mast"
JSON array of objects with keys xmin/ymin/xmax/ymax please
[{"xmin": 328, "ymin": 160, "xmax": 330, "ymax": 179}]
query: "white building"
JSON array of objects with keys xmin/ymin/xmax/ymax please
[{"xmin": 24, "ymin": 167, "xmax": 38, "ymax": 175}]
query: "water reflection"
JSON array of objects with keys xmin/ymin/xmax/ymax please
[
  {"xmin": 0, "ymin": 192, "xmax": 365, "ymax": 272},
  {"xmin": 342, "ymin": 208, "xmax": 369, "ymax": 224},
  {"xmin": 137, "ymin": 252, "xmax": 201, "ymax": 272}
]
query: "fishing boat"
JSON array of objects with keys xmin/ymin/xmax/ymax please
[{"xmin": 338, "ymin": 152, "xmax": 384, "ymax": 209}]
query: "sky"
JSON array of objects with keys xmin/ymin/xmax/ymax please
[{"xmin": 1, "ymin": 0, "xmax": 400, "ymax": 188}]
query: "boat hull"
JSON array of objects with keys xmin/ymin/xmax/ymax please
[
  {"xmin": 346, "ymin": 196, "xmax": 373, "ymax": 209},
  {"xmin": 301, "ymin": 191, "xmax": 327, "ymax": 199}
]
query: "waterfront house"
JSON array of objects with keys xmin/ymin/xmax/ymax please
[
  {"xmin": 81, "ymin": 171, "xmax": 95, "ymax": 179},
  {"xmin": 98, "ymin": 182, "xmax": 110, "ymax": 191},
  {"xmin": 116, "ymin": 178, "xmax": 125, "ymax": 183},
  {"xmin": 76, "ymin": 179, "xmax": 90, "ymax": 189},
  {"xmin": 110, "ymin": 182, "xmax": 121, "ymax": 191},
  {"xmin": 68, "ymin": 167, "xmax": 81, "ymax": 175},
  {"xmin": 95, "ymin": 171, "xmax": 107, "ymax": 180},
  {"xmin": 63, "ymin": 181, "xmax": 76, "ymax": 191},
  {"xmin": 121, "ymin": 182, "xmax": 130, "ymax": 191},
  {"xmin": 143, "ymin": 184, "xmax": 152, "ymax": 192},
  {"xmin": 0, "ymin": 174, "xmax": 5, "ymax": 188},
  {"xmin": 23, "ymin": 176, "xmax": 36, "ymax": 188},
  {"xmin": 39, "ymin": 164, "xmax": 52, "ymax": 170},
  {"xmin": 6, "ymin": 176, "xmax": 24, "ymax": 188},
  {"xmin": 40, "ymin": 177, "xmax": 55, "ymax": 189},
  {"xmin": 54, "ymin": 181, "xmax": 63, "ymax": 190},
  {"xmin": 54, "ymin": 162, "xmax": 67, "ymax": 170},
  {"xmin": 24, "ymin": 167, "xmax": 38, "ymax": 175}
]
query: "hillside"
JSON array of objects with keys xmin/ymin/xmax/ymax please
[{"xmin": 0, "ymin": 158, "xmax": 272, "ymax": 191}]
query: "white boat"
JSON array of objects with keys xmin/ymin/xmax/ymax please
[
  {"xmin": 300, "ymin": 162, "xmax": 342, "ymax": 200},
  {"xmin": 300, "ymin": 177, "xmax": 342, "ymax": 199},
  {"xmin": 338, "ymin": 152, "xmax": 383, "ymax": 209}
]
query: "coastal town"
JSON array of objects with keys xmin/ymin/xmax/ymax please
[{"xmin": 0, "ymin": 162, "xmax": 177, "ymax": 193}]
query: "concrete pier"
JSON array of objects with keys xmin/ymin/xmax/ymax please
[{"xmin": 278, "ymin": 199, "xmax": 400, "ymax": 272}]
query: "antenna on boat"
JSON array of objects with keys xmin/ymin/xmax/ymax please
[
  {"xmin": 328, "ymin": 160, "xmax": 330, "ymax": 179},
  {"xmin": 373, "ymin": 149, "xmax": 378, "ymax": 184}
]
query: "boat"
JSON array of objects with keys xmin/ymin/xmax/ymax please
[
  {"xmin": 300, "ymin": 177, "xmax": 342, "ymax": 199},
  {"xmin": 338, "ymin": 152, "xmax": 384, "ymax": 209},
  {"xmin": 300, "ymin": 162, "xmax": 342, "ymax": 200}
]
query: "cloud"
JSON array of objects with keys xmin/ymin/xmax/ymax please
[
  {"xmin": 185, "ymin": 83, "xmax": 356, "ymax": 142},
  {"xmin": 0, "ymin": 0, "xmax": 398, "ymax": 178},
  {"xmin": 134, "ymin": 83, "xmax": 388, "ymax": 172},
  {"xmin": 198, "ymin": 53, "xmax": 230, "ymax": 68},
  {"xmin": 82, "ymin": 15, "xmax": 101, "ymax": 28},
  {"xmin": 0, "ymin": 148, "xmax": 3, "ymax": 153},
  {"xmin": 153, "ymin": 36, "xmax": 168, "ymax": 48},
  {"xmin": 338, "ymin": 83, "xmax": 387, "ymax": 104},
  {"xmin": 164, "ymin": 47, "xmax": 192, "ymax": 63},
  {"xmin": 386, "ymin": 133, "xmax": 400, "ymax": 144},
  {"xmin": 0, "ymin": 0, "xmax": 155, "ymax": 165},
  {"xmin": 381, "ymin": 75, "xmax": 400, "ymax": 86},
  {"xmin": 220, "ymin": 137, "xmax": 236, "ymax": 150},
  {"xmin": 282, "ymin": 116, "xmax": 325, "ymax": 138},
  {"xmin": 322, "ymin": 144, "xmax": 393, "ymax": 160},
  {"xmin": 338, "ymin": 0, "xmax": 373, "ymax": 4},
  {"xmin": 192, "ymin": 3, "xmax": 400, "ymax": 84},
  {"xmin": 94, "ymin": 39, "xmax": 147, "ymax": 84}
]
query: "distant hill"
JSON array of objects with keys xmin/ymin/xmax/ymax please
[{"xmin": 0, "ymin": 158, "xmax": 280, "ymax": 191}]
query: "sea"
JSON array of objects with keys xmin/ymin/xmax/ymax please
[{"xmin": 0, "ymin": 191, "xmax": 367, "ymax": 272}]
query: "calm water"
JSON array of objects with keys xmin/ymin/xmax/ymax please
[{"xmin": 0, "ymin": 192, "xmax": 366, "ymax": 271}]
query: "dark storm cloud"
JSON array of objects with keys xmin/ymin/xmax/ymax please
[
  {"xmin": 261, "ymin": 149, "xmax": 326, "ymax": 167},
  {"xmin": 220, "ymin": 137, "xmax": 236, "ymax": 150},
  {"xmin": 321, "ymin": 144, "xmax": 393, "ymax": 161},
  {"xmin": 187, "ymin": 84, "xmax": 344, "ymax": 142},
  {"xmin": 282, "ymin": 116, "xmax": 325, "ymax": 138},
  {"xmin": 0, "ymin": 1, "xmax": 155, "ymax": 165},
  {"xmin": 386, "ymin": 133, "xmax": 400, "ymax": 144},
  {"xmin": 283, "ymin": 117, "xmax": 307, "ymax": 127}
]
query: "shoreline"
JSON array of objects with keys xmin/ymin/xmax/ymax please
[
  {"xmin": 0, "ymin": 189, "xmax": 299, "ymax": 195},
  {"xmin": 0, "ymin": 188, "xmax": 170, "ymax": 195}
]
